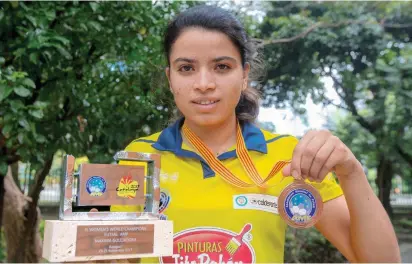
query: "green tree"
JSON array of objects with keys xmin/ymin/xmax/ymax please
[
  {"xmin": 258, "ymin": 1, "xmax": 412, "ymax": 217},
  {"xmin": 0, "ymin": 1, "xmax": 185, "ymax": 262}
]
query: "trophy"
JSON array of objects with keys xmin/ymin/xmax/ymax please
[{"xmin": 42, "ymin": 151, "xmax": 173, "ymax": 262}]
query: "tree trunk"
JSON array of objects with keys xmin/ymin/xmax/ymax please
[
  {"xmin": 2, "ymin": 166, "xmax": 43, "ymax": 263},
  {"xmin": 0, "ymin": 173, "xmax": 4, "ymax": 230},
  {"xmin": 375, "ymin": 154, "xmax": 394, "ymax": 219},
  {"xmin": 18, "ymin": 156, "xmax": 53, "ymax": 263},
  {"xmin": 10, "ymin": 162, "xmax": 20, "ymax": 191}
]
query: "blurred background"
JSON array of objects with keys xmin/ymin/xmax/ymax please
[{"xmin": 1, "ymin": 1, "xmax": 412, "ymax": 262}]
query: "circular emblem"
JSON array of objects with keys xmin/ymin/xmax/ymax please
[
  {"xmin": 278, "ymin": 181, "xmax": 323, "ymax": 229},
  {"xmin": 86, "ymin": 176, "xmax": 107, "ymax": 196},
  {"xmin": 159, "ymin": 190, "xmax": 171, "ymax": 214},
  {"xmin": 235, "ymin": 195, "xmax": 248, "ymax": 206}
]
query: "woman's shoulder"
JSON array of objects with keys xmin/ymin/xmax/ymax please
[
  {"xmin": 259, "ymin": 127, "xmax": 299, "ymax": 147},
  {"xmin": 124, "ymin": 120, "xmax": 182, "ymax": 153},
  {"xmin": 123, "ymin": 131, "xmax": 163, "ymax": 153},
  {"xmin": 257, "ymin": 127, "xmax": 300, "ymax": 159}
]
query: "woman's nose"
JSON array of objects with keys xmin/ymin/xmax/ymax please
[{"xmin": 193, "ymin": 68, "xmax": 216, "ymax": 92}]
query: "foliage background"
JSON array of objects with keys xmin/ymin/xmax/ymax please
[{"xmin": 1, "ymin": 1, "xmax": 412, "ymax": 263}]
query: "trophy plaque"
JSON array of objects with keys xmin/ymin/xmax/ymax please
[{"xmin": 42, "ymin": 151, "xmax": 173, "ymax": 262}]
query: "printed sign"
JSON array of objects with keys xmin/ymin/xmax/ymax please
[
  {"xmin": 75, "ymin": 224, "xmax": 154, "ymax": 256},
  {"xmin": 161, "ymin": 224, "xmax": 255, "ymax": 264}
]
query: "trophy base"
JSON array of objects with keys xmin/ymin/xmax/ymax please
[{"xmin": 42, "ymin": 220, "xmax": 173, "ymax": 262}]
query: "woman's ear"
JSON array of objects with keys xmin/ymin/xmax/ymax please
[
  {"xmin": 165, "ymin": 67, "xmax": 173, "ymax": 93},
  {"xmin": 242, "ymin": 62, "xmax": 251, "ymax": 91},
  {"xmin": 243, "ymin": 62, "xmax": 251, "ymax": 77}
]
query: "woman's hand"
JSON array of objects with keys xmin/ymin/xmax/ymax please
[{"xmin": 282, "ymin": 129, "xmax": 363, "ymax": 182}]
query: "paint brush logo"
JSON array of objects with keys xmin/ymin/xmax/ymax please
[{"xmin": 225, "ymin": 224, "xmax": 252, "ymax": 257}]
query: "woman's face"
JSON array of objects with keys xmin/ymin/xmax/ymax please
[{"xmin": 166, "ymin": 28, "xmax": 250, "ymax": 128}]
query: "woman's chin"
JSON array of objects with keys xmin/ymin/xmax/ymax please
[{"xmin": 186, "ymin": 114, "xmax": 229, "ymax": 128}]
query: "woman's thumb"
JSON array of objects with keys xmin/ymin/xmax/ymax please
[{"xmin": 282, "ymin": 163, "xmax": 291, "ymax": 176}]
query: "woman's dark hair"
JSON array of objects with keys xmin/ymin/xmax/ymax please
[{"xmin": 163, "ymin": 4, "xmax": 265, "ymax": 123}]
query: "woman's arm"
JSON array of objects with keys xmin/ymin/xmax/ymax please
[
  {"xmin": 315, "ymin": 173, "xmax": 401, "ymax": 263},
  {"xmin": 283, "ymin": 129, "xmax": 401, "ymax": 262}
]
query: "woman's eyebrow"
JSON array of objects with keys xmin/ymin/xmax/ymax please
[
  {"xmin": 172, "ymin": 56, "xmax": 237, "ymax": 64},
  {"xmin": 213, "ymin": 56, "xmax": 237, "ymax": 63},
  {"xmin": 173, "ymin": 57, "xmax": 196, "ymax": 64}
]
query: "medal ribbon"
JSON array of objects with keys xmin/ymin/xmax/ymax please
[{"xmin": 182, "ymin": 120, "xmax": 291, "ymax": 188}]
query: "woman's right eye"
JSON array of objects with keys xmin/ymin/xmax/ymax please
[{"xmin": 178, "ymin": 65, "xmax": 194, "ymax": 72}]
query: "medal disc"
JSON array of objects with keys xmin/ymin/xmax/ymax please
[{"xmin": 278, "ymin": 180, "xmax": 323, "ymax": 229}]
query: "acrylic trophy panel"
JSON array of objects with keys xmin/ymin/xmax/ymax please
[{"xmin": 42, "ymin": 151, "xmax": 173, "ymax": 262}]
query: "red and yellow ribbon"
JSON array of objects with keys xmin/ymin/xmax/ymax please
[{"xmin": 182, "ymin": 120, "xmax": 290, "ymax": 189}]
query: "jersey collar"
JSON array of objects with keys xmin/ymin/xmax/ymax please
[{"xmin": 152, "ymin": 117, "xmax": 267, "ymax": 159}]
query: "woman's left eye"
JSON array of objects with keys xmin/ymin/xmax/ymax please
[{"xmin": 216, "ymin": 64, "xmax": 230, "ymax": 71}]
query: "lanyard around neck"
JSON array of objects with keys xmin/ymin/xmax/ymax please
[{"xmin": 181, "ymin": 120, "xmax": 290, "ymax": 188}]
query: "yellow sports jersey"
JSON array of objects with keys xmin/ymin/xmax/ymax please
[{"xmin": 111, "ymin": 118, "xmax": 343, "ymax": 263}]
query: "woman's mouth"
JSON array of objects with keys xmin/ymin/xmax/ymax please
[
  {"xmin": 193, "ymin": 100, "xmax": 219, "ymax": 105},
  {"xmin": 191, "ymin": 99, "xmax": 220, "ymax": 112}
]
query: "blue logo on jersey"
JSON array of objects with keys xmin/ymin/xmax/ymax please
[{"xmin": 235, "ymin": 195, "xmax": 248, "ymax": 206}]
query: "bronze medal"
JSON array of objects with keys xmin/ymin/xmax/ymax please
[{"xmin": 278, "ymin": 180, "xmax": 323, "ymax": 229}]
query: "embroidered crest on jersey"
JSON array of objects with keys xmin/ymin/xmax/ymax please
[
  {"xmin": 160, "ymin": 224, "xmax": 255, "ymax": 264},
  {"xmin": 158, "ymin": 190, "xmax": 171, "ymax": 220},
  {"xmin": 159, "ymin": 190, "xmax": 171, "ymax": 213},
  {"xmin": 142, "ymin": 189, "xmax": 170, "ymax": 219}
]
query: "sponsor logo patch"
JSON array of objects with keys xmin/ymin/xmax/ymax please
[
  {"xmin": 160, "ymin": 224, "xmax": 255, "ymax": 264},
  {"xmin": 233, "ymin": 194, "xmax": 278, "ymax": 214},
  {"xmin": 116, "ymin": 174, "xmax": 139, "ymax": 199}
]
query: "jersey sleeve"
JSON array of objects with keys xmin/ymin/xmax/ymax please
[{"xmin": 308, "ymin": 172, "xmax": 343, "ymax": 202}]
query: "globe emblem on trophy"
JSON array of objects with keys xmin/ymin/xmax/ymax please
[{"xmin": 86, "ymin": 176, "xmax": 107, "ymax": 196}]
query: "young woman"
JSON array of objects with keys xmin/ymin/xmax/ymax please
[{"xmin": 113, "ymin": 5, "xmax": 400, "ymax": 263}]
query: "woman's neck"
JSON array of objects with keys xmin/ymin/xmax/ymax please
[{"xmin": 183, "ymin": 115, "xmax": 237, "ymax": 156}]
